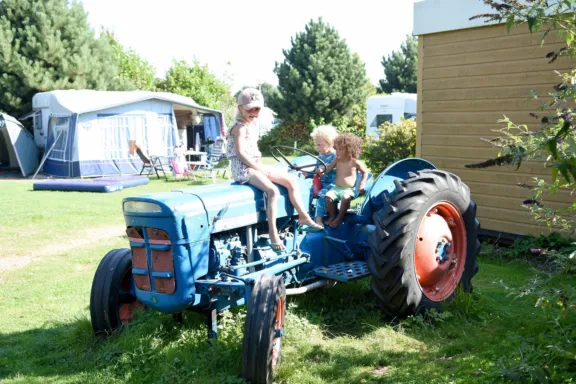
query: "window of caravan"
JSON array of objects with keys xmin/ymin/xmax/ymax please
[
  {"xmin": 97, "ymin": 114, "xmax": 147, "ymax": 160},
  {"xmin": 370, "ymin": 114, "xmax": 393, "ymax": 128},
  {"xmin": 404, "ymin": 112, "xmax": 417, "ymax": 120}
]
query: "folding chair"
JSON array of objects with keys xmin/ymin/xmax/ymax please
[
  {"xmin": 206, "ymin": 137, "xmax": 231, "ymax": 180},
  {"xmin": 136, "ymin": 148, "xmax": 168, "ymax": 180},
  {"xmin": 169, "ymin": 159, "xmax": 193, "ymax": 181}
]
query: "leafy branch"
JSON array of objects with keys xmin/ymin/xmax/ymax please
[{"xmin": 467, "ymin": 0, "xmax": 576, "ymax": 232}]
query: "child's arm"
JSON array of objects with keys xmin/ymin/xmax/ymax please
[
  {"xmin": 233, "ymin": 124, "xmax": 268, "ymax": 174},
  {"xmin": 322, "ymin": 158, "xmax": 337, "ymax": 174},
  {"xmin": 353, "ymin": 158, "xmax": 369, "ymax": 195}
]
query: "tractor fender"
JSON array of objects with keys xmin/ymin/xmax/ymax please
[{"xmin": 360, "ymin": 158, "xmax": 437, "ymax": 218}]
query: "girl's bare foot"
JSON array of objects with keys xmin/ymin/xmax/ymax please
[
  {"xmin": 270, "ymin": 232, "xmax": 285, "ymax": 251},
  {"xmin": 299, "ymin": 214, "xmax": 324, "ymax": 229},
  {"xmin": 315, "ymin": 216, "xmax": 324, "ymax": 226}
]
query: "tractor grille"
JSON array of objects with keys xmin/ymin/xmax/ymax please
[{"xmin": 126, "ymin": 227, "xmax": 176, "ymax": 294}]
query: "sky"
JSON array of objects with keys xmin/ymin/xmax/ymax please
[{"xmin": 80, "ymin": 0, "xmax": 418, "ymax": 94}]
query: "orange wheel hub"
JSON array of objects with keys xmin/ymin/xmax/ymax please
[
  {"xmin": 414, "ymin": 201, "xmax": 467, "ymax": 301},
  {"xmin": 271, "ymin": 295, "xmax": 285, "ymax": 368},
  {"xmin": 119, "ymin": 271, "xmax": 143, "ymax": 325}
]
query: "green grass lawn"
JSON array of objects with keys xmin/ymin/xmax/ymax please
[{"xmin": 0, "ymin": 169, "xmax": 574, "ymax": 383}]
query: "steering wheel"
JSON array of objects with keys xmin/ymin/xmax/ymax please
[{"xmin": 270, "ymin": 145, "xmax": 327, "ymax": 172}]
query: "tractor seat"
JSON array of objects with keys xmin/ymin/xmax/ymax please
[{"xmin": 312, "ymin": 171, "xmax": 373, "ymax": 202}]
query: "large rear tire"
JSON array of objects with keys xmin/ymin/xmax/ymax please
[
  {"xmin": 90, "ymin": 248, "xmax": 144, "ymax": 335},
  {"xmin": 367, "ymin": 169, "xmax": 480, "ymax": 318},
  {"xmin": 242, "ymin": 274, "xmax": 286, "ymax": 384}
]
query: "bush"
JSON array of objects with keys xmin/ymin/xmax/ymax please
[
  {"xmin": 482, "ymin": 232, "xmax": 576, "ymax": 273},
  {"xmin": 362, "ymin": 117, "xmax": 416, "ymax": 175},
  {"xmin": 258, "ymin": 121, "xmax": 316, "ymax": 156}
]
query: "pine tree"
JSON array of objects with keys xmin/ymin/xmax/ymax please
[
  {"xmin": 0, "ymin": 0, "xmax": 128, "ymax": 118},
  {"xmin": 378, "ymin": 35, "xmax": 418, "ymax": 94},
  {"xmin": 274, "ymin": 18, "xmax": 370, "ymax": 127}
]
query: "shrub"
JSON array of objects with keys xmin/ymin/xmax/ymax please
[
  {"xmin": 258, "ymin": 120, "xmax": 316, "ymax": 156},
  {"xmin": 482, "ymin": 232, "xmax": 576, "ymax": 273},
  {"xmin": 362, "ymin": 117, "xmax": 416, "ymax": 175}
]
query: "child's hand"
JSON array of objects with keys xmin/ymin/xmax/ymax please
[
  {"xmin": 314, "ymin": 168, "xmax": 323, "ymax": 175},
  {"xmin": 358, "ymin": 183, "xmax": 366, "ymax": 195}
]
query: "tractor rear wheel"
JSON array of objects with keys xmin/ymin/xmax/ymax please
[
  {"xmin": 90, "ymin": 248, "xmax": 144, "ymax": 335},
  {"xmin": 367, "ymin": 169, "xmax": 480, "ymax": 318},
  {"xmin": 243, "ymin": 274, "xmax": 286, "ymax": 384}
]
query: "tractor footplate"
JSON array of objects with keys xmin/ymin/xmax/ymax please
[{"xmin": 313, "ymin": 261, "xmax": 370, "ymax": 283}]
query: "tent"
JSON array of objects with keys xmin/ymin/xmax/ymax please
[
  {"xmin": 24, "ymin": 90, "xmax": 225, "ymax": 178},
  {"xmin": 0, "ymin": 113, "xmax": 38, "ymax": 177}
]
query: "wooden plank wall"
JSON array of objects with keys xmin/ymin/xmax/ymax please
[{"xmin": 417, "ymin": 23, "xmax": 575, "ymax": 237}]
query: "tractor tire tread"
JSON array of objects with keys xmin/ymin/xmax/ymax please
[
  {"xmin": 243, "ymin": 274, "xmax": 286, "ymax": 384},
  {"xmin": 90, "ymin": 248, "xmax": 133, "ymax": 335},
  {"xmin": 368, "ymin": 169, "xmax": 480, "ymax": 318}
]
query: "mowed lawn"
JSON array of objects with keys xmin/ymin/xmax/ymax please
[{"xmin": 1, "ymin": 168, "xmax": 574, "ymax": 383}]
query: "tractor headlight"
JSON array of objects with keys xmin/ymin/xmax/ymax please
[{"xmin": 123, "ymin": 201, "xmax": 162, "ymax": 213}]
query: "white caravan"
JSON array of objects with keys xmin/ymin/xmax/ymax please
[{"xmin": 366, "ymin": 93, "xmax": 417, "ymax": 137}]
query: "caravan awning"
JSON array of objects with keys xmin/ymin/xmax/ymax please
[{"xmin": 31, "ymin": 90, "xmax": 223, "ymax": 116}]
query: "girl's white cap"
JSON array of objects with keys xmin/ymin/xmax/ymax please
[{"xmin": 238, "ymin": 87, "xmax": 264, "ymax": 110}]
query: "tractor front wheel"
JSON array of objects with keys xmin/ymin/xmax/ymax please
[
  {"xmin": 90, "ymin": 248, "xmax": 143, "ymax": 335},
  {"xmin": 242, "ymin": 274, "xmax": 286, "ymax": 384},
  {"xmin": 368, "ymin": 169, "xmax": 480, "ymax": 318}
]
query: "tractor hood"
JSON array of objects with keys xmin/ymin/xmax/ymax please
[{"xmin": 122, "ymin": 178, "xmax": 311, "ymax": 234}]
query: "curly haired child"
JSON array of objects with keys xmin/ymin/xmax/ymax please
[
  {"xmin": 321, "ymin": 133, "xmax": 368, "ymax": 228},
  {"xmin": 307, "ymin": 125, "xmax": 338, "ymax": 225}
]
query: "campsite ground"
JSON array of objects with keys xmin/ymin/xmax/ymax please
[{"xmin": 0, "ymin": 165, "xmax": 574, "ymax": 383}]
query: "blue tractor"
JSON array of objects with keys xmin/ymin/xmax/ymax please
[{"xmin": 90, "ymin": 146, "xmax": 479, "ymax": 384}]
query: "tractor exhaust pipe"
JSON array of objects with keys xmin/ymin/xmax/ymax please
[{"xmin": 285, "ymin": 279, "xmax": 332, "ymax": 295}]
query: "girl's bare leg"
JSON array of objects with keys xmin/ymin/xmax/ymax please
[
  {"xmin": 247, "ymin": 171, "xmax": 284, "ymax": 250},
  {"xmin": 268, "ymin": 172, "xmax": 323, "ymax": 229}
]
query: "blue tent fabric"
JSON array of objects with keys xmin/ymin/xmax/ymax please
[{"xmin": 203, "ymin": 114, "xmax": 219, "ymax": 141}]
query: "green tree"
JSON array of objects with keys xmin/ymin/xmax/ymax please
[
  {"xmin": 157, "ymin": 58, "xmax": 234, "ymax": 111},
  {"xmin": 378, "ymin": 35, "xmax": 418, "ymax": 94},
  {"xmin": 259, "ymin": 82, "xmax": 283, "ymax": 111},
  {"xmin": 101, "ymin": 29, "xmax": 157, "ymax": 91},
  {"xmin": 274, "ymin": 18, "xmax": 370, "ymax": 130},
  {"xmin": 0, "ymin": 0, "xmax": 128, "ymax": 118},
  {"xmin": 332, "ymin": 82, "xmax": 377, "ymax": 139}
]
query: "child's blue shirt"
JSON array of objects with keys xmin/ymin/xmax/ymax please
[{"xmin": 315, "ymin": 151, "xmax": 337, "ymax": 186}]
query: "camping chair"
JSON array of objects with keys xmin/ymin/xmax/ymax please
[
  {"xmin": 193, "ymin": 137, "xmax": 230, "ymax": 182},
  {"xmin": 136, "ymin": 147, "xmax": 168, "ymax": 181},
  {"xmin": 169, "ymin": 159, "xmax": 194, "ymax": 181},
  {"xmin": 207, "ymin": 137, "xmax": 231, "ymax": 180}
]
